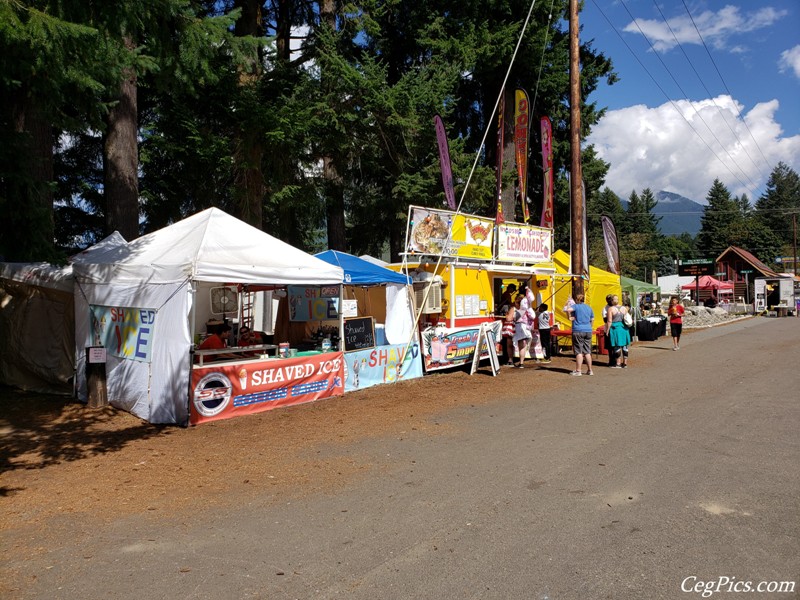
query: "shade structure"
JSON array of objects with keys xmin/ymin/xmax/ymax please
[
  {"xmin": 681, "ymin": 275, "xmax": 734, "ymax": 292},
  {"xmin": 315, "ymin": 250, "xmax": 411, "ymax": 285}
]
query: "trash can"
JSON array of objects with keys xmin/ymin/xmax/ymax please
[{"xmin": 596, "ymin": 330, "xmax": 608, "ymax": 355}]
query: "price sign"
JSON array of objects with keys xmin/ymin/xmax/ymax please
[{"xmin": 343, "ymin": 317, "xmax": 375, "ymax": 350}]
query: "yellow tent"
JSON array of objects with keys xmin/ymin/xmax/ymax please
[{"xmin": 551, "ymin": 249, "xmax": 621, "ymax": 331}]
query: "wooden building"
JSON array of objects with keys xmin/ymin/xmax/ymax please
[{"xmin": 715, "ymin": 245, "xmax": 781, "ymax": 303}]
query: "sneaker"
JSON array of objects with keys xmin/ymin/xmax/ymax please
[
  {"xmin": 570, "ymin": 371, "xmax": 582, "ymax": 376},
  {"xmin": 516, "ymin": 364, "xmax": 525, "ymax": 369},
  {"xmin": 587, "ymin": 370, "xmax": 594, "ymax": 376},
  {"xmin": 506, "ymin": 362, "xmax": 515, "ymax": 367},
  {"xmin": 672, "ymin": 346, "xmax": 677, "ymax": 351},
  {"xmin": 541, "ymin": 359, "xmax": 552, "ymax": 364},
  {"xmin": 621, "ymin": 364, "xmax": 628, "ymax": 369},
  {"xmin": 610, "ymin": 365, "xmax": 622, "ymax": 369},
  {"xmin": 676, "ymin": 345, "xmax": 680, "ymax": 350}
]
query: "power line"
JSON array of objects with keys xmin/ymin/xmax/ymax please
[
  {"xmin": 679, "ymin": 0, "xmax": 774, "ymax": 175},
  {"xmin": 618, "ymin": 0, "xmax": 761, "ymax": 195},
  {"xmin": 588, "ymin": 0, "xmax": 762, "ymax": 198},
  {"xmin": 649, "ymin": 0, "xmax": 769, "ymax": 184}
]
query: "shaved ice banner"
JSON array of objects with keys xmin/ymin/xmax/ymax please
[
  {"xmin": 344, "ymin": 342, "xmax": 423, "ymax": 392},
  {"xmin": 88, "ymin": 304, "xmax": 156, "ymax": 363},
  {"xmin": 190, "ymin": 352, "xmax": 344, "ymax": 425}
]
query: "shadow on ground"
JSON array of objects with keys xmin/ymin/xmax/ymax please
[{"xmin": 0, "ymin": 386, "xmax": 169, "ymax": 483}]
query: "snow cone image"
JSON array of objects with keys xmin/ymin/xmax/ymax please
[{"xmin": 238, "ymin": 368, "xmax": 247, "ymax": 390}]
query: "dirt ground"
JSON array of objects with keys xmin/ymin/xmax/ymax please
[
  {"xmin": 0, "ymin": 319, "xmax": 737, "ymax": 596},
  {"xmin": 0, "ymin": 358, "xmax": 569, "ymax": 536},
  {"xmin": 0, "ymin": 315, "xmax": 738, "ymax": 531}
]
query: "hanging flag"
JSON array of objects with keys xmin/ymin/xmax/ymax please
[
  {"xmin": 540, "ymin": 116, "xmax": 554, "ymax": 229},
  {"xmin": 601, "ymin": 215, "xmax": 621, "ymax": 275},
  {"xmin": 514, "ymin": 89, "xmax": 530, "ymax": 222},
  {"xmin": 495, "ymin": 88, "xmax": 505, "ymax": 225},
  {"xmin": 434, "ymin": 115, "xmax": 457, "ymax": 211}
]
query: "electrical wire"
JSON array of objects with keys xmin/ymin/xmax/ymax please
[
  {"xmin": 679, "ymin": 0, "xmax": 774, "ymax": 174},
  {"xmin": 618, "ymin": 0, "xmax": 761, "ymax": 196},
  {"xmin": 649, "ymin": 0, "xmax": 768, "ymax": 183}
]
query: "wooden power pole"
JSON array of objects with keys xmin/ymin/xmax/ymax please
[{"xmin": 569, "ymin": 0, "xmax": 584, "ymax": 297}]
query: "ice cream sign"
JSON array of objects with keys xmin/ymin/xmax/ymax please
[{"xmin": 88, "ymin": 304, "xmax": 156, "ymax": 363}]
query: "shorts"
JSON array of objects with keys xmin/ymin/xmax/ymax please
[
  {"xmin": 670, "ymin": 322, "xmax": 682, "ymax": 338},
  {"xmin": 572, "ymin": 331, "xmax": 592, "ymax": 355}
]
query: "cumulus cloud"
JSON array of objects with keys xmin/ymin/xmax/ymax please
[
  {"xmin": 586, "ymin": 95, "xmax": 800, "ymax": 202},
  {"xmin": 624, "ymin": 6, "xmax": 787, "ymax": 53},
  {"xmin": 778, "ymin": 44, "xmax": 800, "ymax": 78}
]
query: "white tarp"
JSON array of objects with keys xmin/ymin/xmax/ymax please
[{"xmin": 72, "ymin": 208, "xmax": 344, "ymax": 424}]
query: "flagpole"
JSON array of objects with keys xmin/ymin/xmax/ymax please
[{"xmin": 569, "ymin": 0, "xmax": 584, "ymax": 297}]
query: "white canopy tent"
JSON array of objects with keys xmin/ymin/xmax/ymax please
[
  {"xmin": 0, "ymin": 232, "xmax": 129, "ymax": 394},
  {"xmin": 72, "ymin": 208, "xmax": 344, "ymax": 424}
]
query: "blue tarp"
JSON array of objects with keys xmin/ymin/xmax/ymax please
[{"xmin": 315, "ymin": 250, "xmax": 412, "ymax": 286}]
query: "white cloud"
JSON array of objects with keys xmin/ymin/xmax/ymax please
[
  {"xmin": 778, "ymin": 44, "xmax": 800, "ymax": 78},
  {"xmin": 623, "ymin": 6, "xmax": 787, "ymax": 53},
  {"xmin": 586, "ymin": 95, "xmax": 800, "ymax": 202}
]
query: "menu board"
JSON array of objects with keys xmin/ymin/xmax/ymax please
[
  {"xmin": 343, "ymin": 317, "xmax": 375, "ymax": 350},
  {"xmin": 406, "ymin": 207, "xmax": 494, "ymax": 260}
]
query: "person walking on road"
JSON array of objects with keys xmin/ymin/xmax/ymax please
[
  {"xmin": 605, "ymin": 294, "xmax": 632, "ymax": 369},
  {"xmin": 569, "ymin": 293, "xmax": 594, "ymax": 376},
  {"xmin": 668, "ymin": 296, "xmax": 685, "ymax": 350}
]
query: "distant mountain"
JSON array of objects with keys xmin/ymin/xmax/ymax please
[{"xmin": 619, "ymin": 190, "xmax": 703, "ymax": 237}]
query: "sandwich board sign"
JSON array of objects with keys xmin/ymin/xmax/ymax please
[{"xmin": 470, "ymin": 321, "xmax": 500, "ymax": 376}]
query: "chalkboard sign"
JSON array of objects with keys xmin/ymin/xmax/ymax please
[{"xmin": 343, "ymin": 317, "xmax": 375, "ymax": 350}]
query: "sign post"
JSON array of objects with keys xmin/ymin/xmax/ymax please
[
  {"xmin": 740, "ymin": 269, "xmax": 753, "ymax": 304},
  {"xmin": 678, "ymin": 259, "xmax": 715, "ymax": 304},
  {"xmin": 86, "ymin": 346, "xmax": 108, "ymax": 408}
]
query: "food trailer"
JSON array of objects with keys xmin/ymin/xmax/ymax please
[{"xmin": 393, "ymin": 206, "xmax": 555, "ymax": 371}]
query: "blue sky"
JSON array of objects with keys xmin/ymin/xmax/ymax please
[{"xmin": 580, "ymin": 0, "xmax": 800, "ymax": 203}]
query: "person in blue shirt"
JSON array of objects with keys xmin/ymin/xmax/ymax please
[{"xmin": 569, "ymin": 293, "xmax": 594, "ymax": 376}]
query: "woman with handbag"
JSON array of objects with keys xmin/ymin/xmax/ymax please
[{"xmin": 605, "ymin": 294, "xmax": 632, "ymax": 369}]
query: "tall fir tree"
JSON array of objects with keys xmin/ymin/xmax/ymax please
[
  {"xmin": 755, "ymin": 162, "xmax": 800, "ymax": 248},
  {"xmin": 697, "ymin": 178, "xmax": 738, "ymax": 257}
]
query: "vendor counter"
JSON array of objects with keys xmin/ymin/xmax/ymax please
[{"xmin": 193, "ymin": 343, "xmax": 278, "ymax": 367}]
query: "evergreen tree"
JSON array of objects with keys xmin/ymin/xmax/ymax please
[
  {"xmin": 697, "ymin": 179, "xmax": 738, "ymax": 257},
  {"xmin": 0, "ymin": 3, "xmax": 103, "ymax": 261},
  {"xmin": 755, "ymin": 162, "xmax": 800, "ymax": 248}
]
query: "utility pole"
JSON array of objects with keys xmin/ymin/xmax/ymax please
[
  {"xmin": 793, "ymin": 213, "xmax": 797, "ymax": 276},
  {"xmin": 569, "ymin": 0, "xmax": 584, "ymax": 297}
]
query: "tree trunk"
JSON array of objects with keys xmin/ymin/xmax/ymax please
[
  {"xmin": 320, "ymin": 0, "xmax": 347, "ymax": 251},
  {"xmin": 104, "ymin": 49, "xmax": 139, "ymax": 241},
  {"xmin": 233, "ymin": 0, "xmax": 265, "ymax": 230},
  {"xmin": 500, "ymin": 92, "xmax": 517, "ymax": 222},
  {"xmin": 5, "ymin": 93, "xmax": 55, "ymax": 261}
]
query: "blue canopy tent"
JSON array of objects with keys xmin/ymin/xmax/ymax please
[
  {"xmin": 315, "ymin": 250, "xmax": 422, "ymax": 391},
  {"xmin": 315, "ymin": 250, "xmax": 411, "ymax": 285}
]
